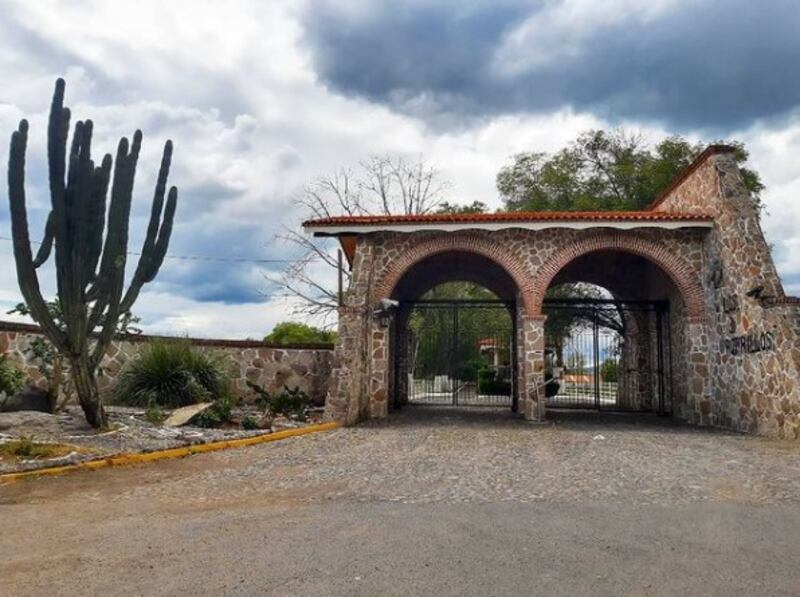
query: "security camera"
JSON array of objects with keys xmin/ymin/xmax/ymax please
[{"xmin": 379, "ymin": 298, "xmax": 399, "ymax": 310}]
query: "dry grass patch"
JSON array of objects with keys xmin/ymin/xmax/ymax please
[{"xmin": 0, "ymin": 437, "xmax": 81, "ymax": 462}]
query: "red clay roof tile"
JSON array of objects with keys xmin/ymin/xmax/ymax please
[{"xmin": 303, "ymin": 210, "xmax": 714, "ymax": 227}]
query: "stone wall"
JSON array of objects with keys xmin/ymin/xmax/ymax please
[
  {"xmin": 329, "ymin": 226, "xmax": 708, "ymax": 425},
  {"xmin": 654, "ymin": 148, "xmax": 800, "ymax": 439},
  {"xmin": 325, "ymin": 146, "xmax": 800, "ymax": 439},
  {"xmin": 0, "ymin": 322, "xmax": 334, "ymax": 405}
]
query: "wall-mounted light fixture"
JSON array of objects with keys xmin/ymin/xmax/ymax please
[{"xmin": 374, "ymin": 298, "xmax": 399, "ymax": 328}]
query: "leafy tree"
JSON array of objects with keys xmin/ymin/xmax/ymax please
[
  {"xmin": 497, "ymin": 129, "xmax": 763, "ymax": 212},
  {"xmin": 500, "ymin": 130, "xmax": 765, "ymax": 370},
  {"xmin": 436, "ymin": 200, "xmax": 488, "ymax": 214},
  {"xmin": 264, "ymin": 321, "xmax": 337, "ymax": 345},
  {"xmin": 406, "ymin": 282, "xmax": 513, "ymax": 381},
  {"xmin": 600, "ymin": 358, "xmax": 619, "ymax": 383}
]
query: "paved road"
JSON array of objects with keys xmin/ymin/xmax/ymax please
[{"xmin": 2, "ymin": 406, "xmax": 800, "ymax": 596}]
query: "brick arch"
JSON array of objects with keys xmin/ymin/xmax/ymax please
[
  {"xmin": 375, "ymin": 234, "xmax": 536, "ymax": 315},
  {"xmin": 532, "ymin": 233, "xmax": 706, "ymax": 321}
]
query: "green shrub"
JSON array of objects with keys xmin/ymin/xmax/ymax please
[
  {"xmin": 144, "ymin": 404, "xmax": 166, "ymax": 425},
  {"xmin": 247, "ymin": 382, "xmax": 311, "ymax": 421},
  {"xmin": 241, "ymin": 414, "xmax": 259, "ymax": 430},
  {"xmin": 600, "ymin": 358, "xmax": 619, "ymax": 383},
  {"xmin": 477, "ymin": 365, "xmax": 494, "ymax": 389},
  {"xmin": 0, "ymin": 354, "xmax": 26, "ymax": 396},
  {"xmin": 264, "ymin": 322, "xmax": 336, "ymax": 345},
  {"xmin": 454, "ymin": 359, "xmax": 481, "ymax": 381},
  {"xmin": 113, "ymin": 340, "xmax": 230, "ymax": 409},
  {"xmin": 193, "ymin": 396, "xmax": 235, "ymax": 428},
  {"xmin": 477, "ymin": 365, "xmax": 511, "ymax": 396}
]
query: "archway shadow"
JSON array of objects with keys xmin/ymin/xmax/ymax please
[{"xmin": 375, "ymin": 404, "xmax": 737, "ymax": 437}]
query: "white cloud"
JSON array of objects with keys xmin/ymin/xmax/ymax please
[
  {"xmin": 492, "ymin": 0, "xmax": 684, "ymax": 76},
  {"xmin": 0, "ymin": 0, "xmax": 798, "ymax": 341}
]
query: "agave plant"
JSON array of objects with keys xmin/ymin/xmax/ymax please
[{"xmin": 113, "ymin": 340, "xmax": 230, "ymax": 409}]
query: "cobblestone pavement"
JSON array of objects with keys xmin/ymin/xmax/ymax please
[
  {"xmin": 127, "ymin": 405, "xmax": 800, "ymax": 507},
  {"xmin": 2, "ymin": 406, "xmax": 800, "ymax": 596}
]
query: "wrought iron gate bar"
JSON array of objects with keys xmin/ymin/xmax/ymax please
[
  {"xmin": 542, "ymin": 299, "xmax": 672, "ymax": 415},
  {"xmin": 397, "ymin": 300, "xmax": 515, "ymax": 409}
]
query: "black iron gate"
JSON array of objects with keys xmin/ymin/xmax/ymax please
[
  {"xmin": 397, "ymin": 300, "xmax": 515, "ymax": 408},
  {"xmin": 542, "ymin": 299, "xmax": 672, "ymax": 415}
]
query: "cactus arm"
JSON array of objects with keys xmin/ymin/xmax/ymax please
[
  {"xmin": 7, "ymin": 120, "xmax": 67, "ymax": 350},
  {"xmin": 86, "ymin": 132, "xmax": 139, "ymax": 302},
  {"xmin": 143, "ymin": 185, "xmax": 178, "ymax": 283},
  {"xmin": 119, "ymin": 140, "xmax": 176, "ymax": 312},
  {"xmin": 119, "ymin": 184, "xmax": 177, "ymax": 315},
  {"xmin": 32, "ymin": 211, "xmax": 55, "ymax": 268},
  {"xmin": 137, "ymin": 140, "xmax": 172, "ymax": 269},
  {"xmin": 47, "ymin": 79, "xmax": 68, "ymax": 211},
  {"xmin": 85, "ymin": 138, "xmax": 130, "ymax": 330},
  {"xmin": 84, "ymin": 155, "xmax": 112, "ymax": 283},
  {"xmin": 72, "ymin": 119, "xmax": 96, "ymax": 292},
  {"xmin": 88, "ymin": 132, "xmax": 141, "ymax": 367},
  {"xmin": 60, "ymin": 119, "xmax": 96, "ymax": 350},
  {"xmin": 85, "ymin": 137, "xmax": 129, "ymax": 303},
  {"xmin": 48, "ymin": 81, "xmax": 71, "ymax": 312}
]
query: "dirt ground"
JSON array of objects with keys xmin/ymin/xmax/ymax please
[{"xmin": 2, "ymin": 406, "xmax": 800, "ymax": 596}]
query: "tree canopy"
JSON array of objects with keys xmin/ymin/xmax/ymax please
[
  {"xmin": 496, "ymin": 130, "xmax": 763, "ymax": 212},
  {"xmin": 436, "ymin": 200, "xmax": 489, "ymax": 214},
  {"xmin": 264, "ymin": 321, "xmax": 337, "ymax": 345}
]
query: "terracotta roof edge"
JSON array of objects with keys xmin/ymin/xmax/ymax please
[{"xmin": 303, "ymin": 211, "xmax": 715, "ymax": 227}]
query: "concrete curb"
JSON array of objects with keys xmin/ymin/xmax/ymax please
[{"xmin": 0, "ymin": 421, "xmax": 339, "ymax": 484}]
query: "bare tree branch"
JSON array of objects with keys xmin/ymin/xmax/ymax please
[{"xmin": 267, "ymin": 154, "xmax": 450, "ymax": 321}]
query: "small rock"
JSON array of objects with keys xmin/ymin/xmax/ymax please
[
  {"xmin": 162, "ymin": 403, "xmax": 214, "ymax": 427},
  {"xmin": 272, "ymin": 419, "xmax": 300, "ymax": 431},
  {"xmin": 0, "ymin": 386, "xmax": 51, "ymax": 413},
  {"xmin": 593, "ymin": 434, "xmax": 606, "ymax": 440}
]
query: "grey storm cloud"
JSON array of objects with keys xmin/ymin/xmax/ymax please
[{"xmin": 301, "ymin": 0, "xmax": 800, "ymax": 131}]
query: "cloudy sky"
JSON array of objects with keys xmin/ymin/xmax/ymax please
[{"xmin": 1, "ymin": 0, "xmax": 799, "ymax": 338}]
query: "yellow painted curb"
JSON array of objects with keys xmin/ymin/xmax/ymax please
[{"xmin": 0, "ymin": 421, "xmax": 339, "ymax": 484}]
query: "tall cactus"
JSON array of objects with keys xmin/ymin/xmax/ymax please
[{"xmin": 7, "ymin": 79, "xmax": 178, "ymax": 427}]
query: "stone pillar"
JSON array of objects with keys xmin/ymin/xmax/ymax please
[
  {"xmin": 684, "ymin": 321, "xmax": 712, "ymax": 425},
  {"xmin": 519, "ymin": 315, "xmax": 546, "ymax": 421},
  {"xmin": 324, "ymin": 304, "xmax": 392, "ymax": 424},
  {"xmin": 514, "ymin": 304, "xmax": 524, "ymax": 413},
  {"xmin": 617, "ymin": 311, "xmax": 644, "ymax": 410},
  {"xmin": 324, "ymin": 306, "xmax": 368, "ymax": 425},
  {"xmin": 369, "ymin": 319, "xmax": 390, "ymax": 418}
]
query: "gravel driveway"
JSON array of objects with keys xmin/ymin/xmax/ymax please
[{"xmin": 2, "ymin": 405, "xmax": 800, "ymax": 596}]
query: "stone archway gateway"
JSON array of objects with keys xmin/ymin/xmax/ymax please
[{"xmin": 304, "ymin": 146, "xmax": 800, "ymax": 439}]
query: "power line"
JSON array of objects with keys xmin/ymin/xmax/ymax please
[{"xmin": 0, "ymin": 236, "xmax": 318, "ymax": 265}]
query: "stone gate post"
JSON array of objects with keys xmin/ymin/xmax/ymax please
[
  {"xmin": 324, "ymin": 306, "xmax": 367, "ymax": 425},
  {"xmin": 520, "ymin": 315, "xmax": 546, "ymax": 421},
  {"xmin": 684, "ymin": 321, "xmax": 712, "ymax": 424}
]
